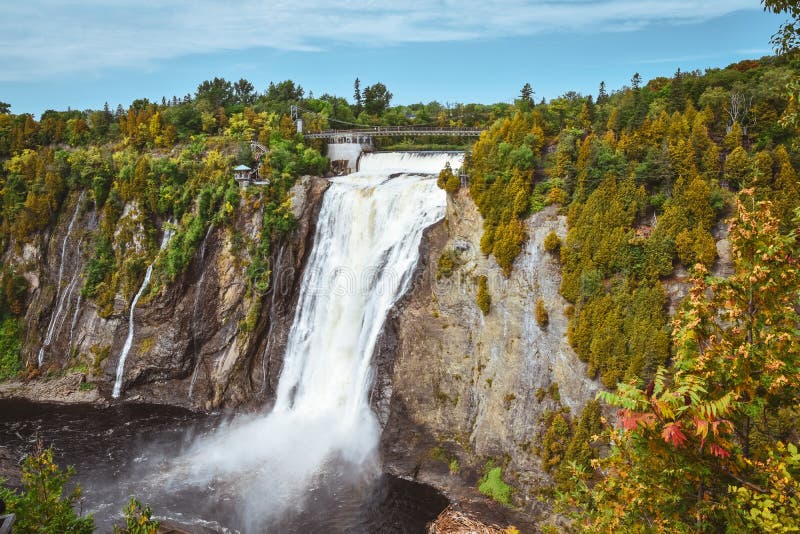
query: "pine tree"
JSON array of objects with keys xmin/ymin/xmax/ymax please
[
  {"xmin": 597, "ymin": 81, "xmax": 609, "ymax": 105},
  {"xmin": 353, "ymin": 77, "xmax": 362, "ymax": 115},
  {"xmin": 519, "ymin": 83, "xmax": 534, "ymax": 110}
]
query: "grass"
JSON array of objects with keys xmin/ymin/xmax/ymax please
[{"xmin": 478, "ymin": 464, "xmax": 513, "ymax": 506}]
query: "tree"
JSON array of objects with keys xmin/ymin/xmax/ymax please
[
  {"xmin": 631, "ymin": 73, "xmax": 642, "ymax": 91},
  {"xmin": 519, "ymin": 83, "xmax": 534, "ymax": 110},
  {"xmin": 0, "ymin": 101, "xmax": 10, "ymax": 114},
  {"xmin": 195, "ymin": 77, "xmax": 234, "ymax": 109},
  {"xmin": 353, "ymin": 77, "xmax": 362, "ymax": 115},
  {"xmin": 597, "ymin": 81, "xmax": 609, "ymax": 105},
  {"xmin": 233, "ymin": 78, "xmax": 255, "ymax": 104},
  {"xmin": 0, "ymin": 444, "xmax": 95, "ymax": 533},
  {"xmin": 564, "ymin": 191, "xmax": 800, "ymax": 532},
  {"xmin": 362, "ymin": 83, "xmax": 392, "ymax": 116},
  {"xmin": 763, "ymin": 0, "xmax": 800, "ymax": 54},
  {"xmin": 266, "ymin": 80, "xmax": 304, "ymax": 103}
]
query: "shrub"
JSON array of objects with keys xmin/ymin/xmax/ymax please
[
  {"xmin": 114, "ymin": 497, "xmax": 159, "ymax": 534},
  {"xmin": 0, "ymin": 317, "xmax": 21, "ymax": 381},
  {"xmin": 543, "ymin": 231, "xmax": 561, "ymax": 253},
  {"xmin": 535, "ymin": 298, "xmax": 549, "ymax": 328},
  {"xmin": 437, "ymin": 163, "xmax": 460, "ymax": 193},
  {"xmin": 437, "ymin": 250, "xmax": 455, "ymax": 279},
  {"xmin": 476, "ymin": 275, "xmax": 490, "ymax": 315},
  {"xmin": 478, "ymin": 465, "xmax": 513, "ymax": 506}
]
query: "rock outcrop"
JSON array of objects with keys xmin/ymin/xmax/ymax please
[
  {"xmin": 377, "ymin": 189, "xmax": 598, "ymax": 520},
  {"xmin": 6, "ymin": 177, "xmax": 329, "ymax": 410}
]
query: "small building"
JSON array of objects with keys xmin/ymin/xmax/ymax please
[{"xmin": 234, "ymin": 164, "xmax": 252, "ymax": 188}]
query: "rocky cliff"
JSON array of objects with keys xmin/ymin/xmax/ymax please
[
  {"xmin": 377, "ymin": 188, "xmax": 599, "ymax": 522},
  {"xmin": 4, "ymin": 177, "xmax": 329, "ymax": 410}
]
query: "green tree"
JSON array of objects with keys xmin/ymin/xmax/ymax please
[
  {"xmin": 195, "ymin": 77, "xmax": 234, "ymax": 109},
  {"xmin": 519, "ymin": 83, "xmax": 534, "ymax": 110},
  {"xmin": 233, "ymin": 78, "xmax": 255, "ymax": 105},
  {"xmin": 0, "ymin": 445, "xmax": 94, "ymax": 533},
  {"xmin": 763, "ymin": 0, "xmax": 800, "ymax": 54},
  {"xmin": 353, "ymin": 78, "xmax": 362, "ymax": 115},
  {"xmin": 362, "ymin": 83, "xmax": 392, "ymax": 116}
]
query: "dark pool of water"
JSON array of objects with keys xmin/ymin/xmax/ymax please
[{"xmin": 0, "ymin": 399, "xmax": 447, "ymax": 533}]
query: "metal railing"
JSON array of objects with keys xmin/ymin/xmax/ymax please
[{"xmin": 304, "ymin": 127, "xmax": 484, "ymax": 139}]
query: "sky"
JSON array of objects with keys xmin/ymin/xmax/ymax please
[{"xmin": 0, "ymin": 0, "xmax": 786, "ymax": 117}]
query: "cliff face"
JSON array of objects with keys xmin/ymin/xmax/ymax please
[
  {"xmin": 7, "ymin": 176, "xmax": 329, "ymax": 410},
  {"xmin": 377, "ymin": 189, "xmax": 598, "ymax": 516}
]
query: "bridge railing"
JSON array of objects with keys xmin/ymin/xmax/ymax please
[{"xmin": 304, "ymin": 127, "xmax": 484, "ymax": 139}]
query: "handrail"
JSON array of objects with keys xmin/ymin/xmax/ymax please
[{"xmin": 304, "ymin": 127, "xmax": 484, "ymax": 139}]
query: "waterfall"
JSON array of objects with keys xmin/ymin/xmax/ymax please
[
  {"xmin": 112, "ymin": 223, "xmax": 176, "ymax": 399},
  {"xmin": 38, "ymin": 192, "xmax": 83, "ymax": 367},
  {"xmin": 180, "ymin": 152, "xmax": 462, "ymax": 528}
]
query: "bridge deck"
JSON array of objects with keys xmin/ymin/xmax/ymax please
[{"xmin": 304, "ymin": 127, "xmax": 484, "ymax": 140}]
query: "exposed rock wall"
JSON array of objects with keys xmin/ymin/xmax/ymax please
[
  {"xmin": 6, "ymin": 177, "xmax": 329, "ymax": 410},
  {"xmin": 377, "ymin": 189, "xmax": 598, "ymax": 517}
]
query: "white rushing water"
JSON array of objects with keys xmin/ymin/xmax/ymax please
[
  {"xmin": 112, "ymin": 223, "xmax": 176, "ymax": 399},
  {"xmin": 179, "ymin": 152, "xmax": 462, "ymax": 528},
  {"xmin": 38, "ymin": 192, "xmax": 84, "ymax": 367}
]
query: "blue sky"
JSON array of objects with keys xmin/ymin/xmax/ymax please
[{"xmin": 0, "ymin": 1, "xmax": 784, "ymax": 116}]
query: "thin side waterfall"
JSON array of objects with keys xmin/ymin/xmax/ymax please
[
  {"xmin": 38, "ymin": 192, "xmax": 84, "ymax": 367},
  {"xmin": 112, "ymin": 223, "xmax": 176, "ymax": 399},
  {"xmin": 188, "ymin": 225, "xmax": 213, "ymax": 401},
  {"xmin": 177, "ymin": 152, "xmax": 462, "ymax": 529}
]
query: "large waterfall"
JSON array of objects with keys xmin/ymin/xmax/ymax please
[{"xmin": 180, "ymin": 152, "xmax": 463, "ymax": 529}]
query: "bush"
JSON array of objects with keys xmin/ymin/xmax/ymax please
[
  {"xmin": 0, "ymin": 445, "xmax": 94, "ymax": 533},
  {"xmin": 114, "ymin": 497, "xmax": 159, "ymax": 534},
  {"xmin": 478, "ymin": 465, "xmax": 513, "ymax": 506},
  {"xmin": 543, "ymin": 231, "xmax": 561, "ymax": 253},
  {"xmin": 476, "ymin": 275, "xmax": 490, "ymax": 315},
  {"xmin": 437, "ymin": 250, "xmax": 455, "ymax": 279},
  {"xmin": 535, "ymin": 298, "xmax": 549, "ymax": 328},
  {"xmin": 0, "ymin": 317, "xmax": 21, "ymax": 381}
]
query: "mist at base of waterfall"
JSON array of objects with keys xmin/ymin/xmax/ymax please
[
  {"xmin": 165, "ymin": 153, "xmax": 460, "ymax": 528},
  {"xmin": 0, "ymin": 400, "xmax": 448, "ymax": 533}
]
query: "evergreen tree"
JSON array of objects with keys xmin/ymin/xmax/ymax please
[
  {"xmin": 353, "ymin": 77, "xmax": 362, "ymax": 115},
  {"xmin": 519, "ymin": 83, "xmax": 534, "ymax": 110},
  {"xmin": 597, "ymin": 81, "xmax": 609, "ymax": 105}
]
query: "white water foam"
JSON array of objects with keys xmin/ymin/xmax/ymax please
[{"xmin": 175, "ymin": 152, "xmax": 461, "ymax": 528}]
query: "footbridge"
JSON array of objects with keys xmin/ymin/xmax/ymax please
[
  {"xmin": 304, "ymin": 127, "xmax": 484, "ymax": 142},
  {"xmin": 303, "ymin": 127, "xmax": 483, "ymax": 174}
]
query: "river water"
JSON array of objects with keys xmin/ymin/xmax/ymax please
[{"xmin": 0, "ymin": 399, "xmax": 447, "ymax": 532}]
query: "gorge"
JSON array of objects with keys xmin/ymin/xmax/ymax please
[{"xmin": 2, "ymin": 49, "xmax": 799, "ymax": 532}]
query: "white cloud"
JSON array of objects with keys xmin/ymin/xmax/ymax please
[{"xmin": 0, "ymin": 0, "xmax": 759, "ymax": 81}]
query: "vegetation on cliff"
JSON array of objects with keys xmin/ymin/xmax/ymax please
[{"xmin": 0, "ymin": 81, "xmax": 327, "ymax": 376}]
